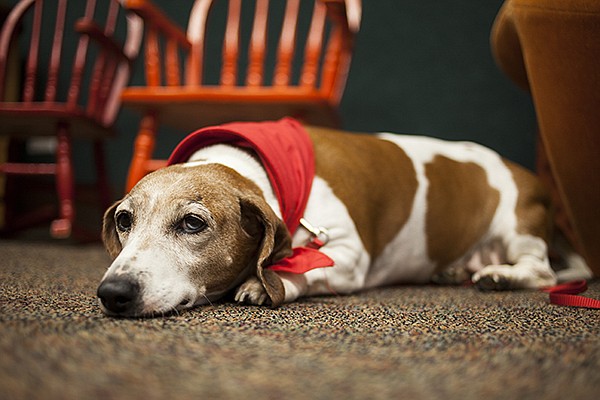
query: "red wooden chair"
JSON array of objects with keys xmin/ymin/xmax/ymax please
[
  {"xmin": 0, "ymin": 0, "xmax": 142, "ymax": 238},
  {"xmin": 121, "ymin": 0, "xmax": 361, "ymax": 191}
]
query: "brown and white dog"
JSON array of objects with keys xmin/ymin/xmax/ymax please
[{"xmin": 98, "ymin": 120, "xmax": 590, "ymax": 317}]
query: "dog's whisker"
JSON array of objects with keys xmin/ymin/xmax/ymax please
[
  {"xmin": 202, "ymin": 293, "xmax": 214, "ymax": 307},
  {"xmin": 170, "ymin": 305, "xmax": 180, "ymax": 317}
]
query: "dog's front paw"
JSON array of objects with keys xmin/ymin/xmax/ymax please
[
  {"xmin": 472, "ymin": 263, "xmax": 557, "ymax": 290},
  {"xmin": 473, "ymin": 271, "xmax": 511, "ymax": 291},
  {"xmin": 235, "ymin": 276, "xmax": 268, "ymax": 305},
  {"xmin": 472, "ymin": 265, "xmax": 516, "ymax": 291}
]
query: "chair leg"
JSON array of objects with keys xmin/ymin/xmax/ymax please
[
  {"xmin": 1, "ymin": 138, "xmax": 22, "ymax": 232},
  {"xmin": 94, "ymin": 140, "xmax": 112, "ymax": 212},
  {"xmin": 535, "ymin": 134, "xmax": 580, "ymax": 255},
  {"xmin": 1, "ymin": 139, "xmax": 57, "ymax": 236},
  {"xmin": 126, "ymin": 112, "xmax": 158, "ymax": 193},
  {"xmin": 512, "ymin": 3, "xmax": 600, "ymax": 275},
  {"xmin": 50, "ymin": 122, "xmax": 75, "ymax": 238}
]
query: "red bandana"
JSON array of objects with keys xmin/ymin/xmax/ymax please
[{"xmin": 168, "ymin": 118, "xmax": 334, "ymax": 274}]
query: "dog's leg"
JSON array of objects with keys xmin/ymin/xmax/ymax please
[
  {"xmin": 234, "ymin": 276, "xmax": 270, "ymax": 305},
  {"xmin": 235, "ymin": 272, "xmax": 308, "ymax": 305},
  {"xmin": 472, "ymin": 234, "xmax": 557, "ymax": 290}
]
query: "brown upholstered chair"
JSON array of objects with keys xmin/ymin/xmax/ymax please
[
  {"xmin": 120, "ymin": 0, "xmax": 361, "ymax": 192},
  {"xmin": 491, "ymin": 0, "xmax": 600, "ymax": 276},
  {"xmin": 0, "ymin": 0, "xmax": 142, "ymax": 238}
]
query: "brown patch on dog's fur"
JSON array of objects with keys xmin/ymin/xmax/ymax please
[
  {"xmin": 306, "ymin": 126, "xmax": 418, "ymax": 259},
  {"xmin": 425, "ymin": 156, "xmax": 500, "ymax": 270},
  {"xmin": 239, "ymin": 194, "xmax": 290, "ymax": 306},
  {"xmin": 102, "ymin": 201, "xmax": 124, "ymax": 258},
  {"xmin": 503, "ymin": 160, "xmax": 553, "ymax": 242}
]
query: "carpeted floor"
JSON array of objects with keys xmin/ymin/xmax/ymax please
[{"xmin": 0, "ymin": 239, "xmax": 599, "ymax": 399}]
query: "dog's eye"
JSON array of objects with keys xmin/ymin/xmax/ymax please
[
  {"xmin": 179, "ymin": 215, "xmax": 207, "ymax": 234},
  {"xmin": 115, "ymin": 211, "xmax": 133, "ymax": 232}
]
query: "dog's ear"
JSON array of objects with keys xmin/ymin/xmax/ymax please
[
  {"xmin": 240, "ymin": 194, "xmax": 292, "ymax": 306},
  {"xmin": 102, "ymin": 200, "xmax": 123, "ymax": 258}
]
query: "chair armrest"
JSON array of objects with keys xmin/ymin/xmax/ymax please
[
  {"xmin": 321, "ymin": 0, "xmax": 362, "ymax": 33},
  {"xmin": 124, "ymin": 0, "xmax": 191, "ymax": 49},
  {"xmin": 74, "ymin": 19, "xmax": 130, "ymax": 62}
]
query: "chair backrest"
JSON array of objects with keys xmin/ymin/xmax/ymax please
[
  {"xmin": 0, "ymin": 0, "xmax": 142, "ymax": 126},
  {"xmin": 144, "ymin": 0, "xmax": 360, "ymax": 106}
]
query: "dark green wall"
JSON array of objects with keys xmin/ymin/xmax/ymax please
[{"xmin": 340, "ymin": 0, "xmax": 536, "ymax": 159}]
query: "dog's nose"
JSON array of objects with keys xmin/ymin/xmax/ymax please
[{"xmin": 97, "ymin": 278, "xmax": 139, "ymax": 315}]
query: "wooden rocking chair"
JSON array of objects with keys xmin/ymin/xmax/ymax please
[
  {"xmin": 0, "ymin": 0, "xmax": 142, "ymax": 238},
  {"xmin": 121, "ymin": 0, "xmax": 361, "ymax": 191}
]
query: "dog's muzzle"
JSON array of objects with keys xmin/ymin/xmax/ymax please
[{"xmin": 97, "ymin": 277, "xmax": 140, "ymax": 315}]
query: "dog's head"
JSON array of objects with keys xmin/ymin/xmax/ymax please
[{"xmin": 97, "ymin": 163, "xmax": 291, "ymax": 317}]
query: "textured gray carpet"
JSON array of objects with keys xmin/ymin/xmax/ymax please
[{"xmin": 1, "ymin": 240, "xmax": 599, "ymax": 399}]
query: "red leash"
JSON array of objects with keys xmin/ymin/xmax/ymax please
[{"xmin": 541, "ymin": 280, "xmax": 600, "ymax": 309}]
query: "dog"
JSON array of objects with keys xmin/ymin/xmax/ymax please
[{"xmin": 97, "ymin": 118, "xmax": 591, "ymax": 317}]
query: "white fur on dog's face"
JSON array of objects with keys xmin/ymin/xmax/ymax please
[{"xmin": 99, "ymin": 164, "xmax": 289, "ymax": 317}]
